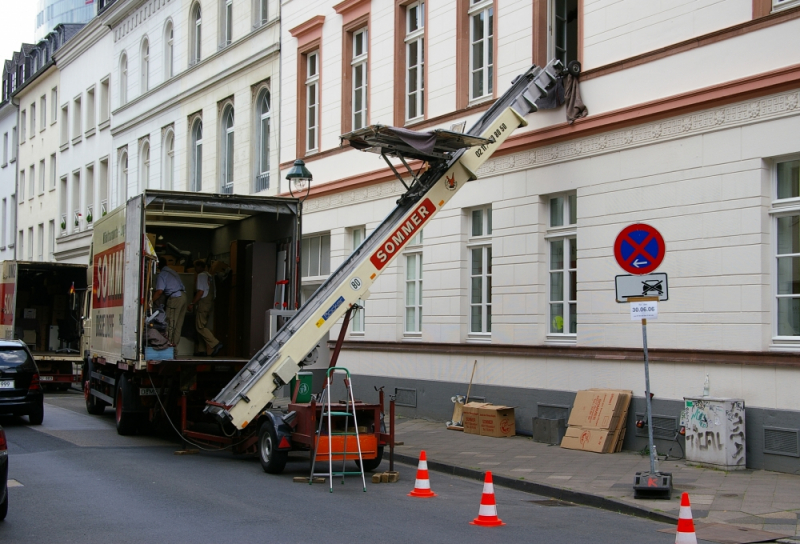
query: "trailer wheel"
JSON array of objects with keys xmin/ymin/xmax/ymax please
[
  {"xmin": 355, "ymin": 446, "xmax": 384, "ymax": 472},
  {"xmin": 258, "ymin": 420, "xmax": 288, "ymax": 474},
  {"xmin": 84, "ymin": 360, "xmax": 106, "ymax": 415},
  {"xmin": 115, "ymin": 377, "xmax": 138, "ymax": 436}
]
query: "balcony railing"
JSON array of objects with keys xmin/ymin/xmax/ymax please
[
  {"xmin": 86, "ymin": 204, "xmax": 94, "ymax": 227},
  {"xmin": 101, "ymin": 199, "xmax": 107, "ymax": 217},
  {"xmin": 74, "ymin": 210, "xmax": 81, "ymax": 231},
  {"xmin": 60, "ymin": 213, "xmax": 67, "ymax": 233},
  {"xmin": 221, "ymin": 182, "xmax": 233, "ymax": 195},
  {"xmin": 255, "ymin": 172, "xmax": 270, "ymax": 193}
]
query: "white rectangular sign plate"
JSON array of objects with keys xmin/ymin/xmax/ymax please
[
  {"xmin": 630, "ymin": 301, "xmax": 658, "ymax": 320},
  {"xmin": 615, "ymin": 273, "xmax": 668, "ymax": 302}
]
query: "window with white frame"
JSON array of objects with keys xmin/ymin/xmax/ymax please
[
  {"xmin": 191, "ymin": 4, "xmax": 202, "ymax": 65},
  {"xmin": 351, "ymin": 28, "xmax": 368, "ymax": 130},
  {"xmin": 39, "ymin": 159, "xmax": 45, "ymax": 194},
  {"xmin": 350, "ymin": 227, "xmax": 366, "ymax": 333},
  {"xmin": 302, "ymin": 233, "xmax": 331, "ymax": 278},
  {"xmin": 28, "ymin": 165, "xmax": 34, "ymax": 199},
  {"xmin": 141, "ymin": 38, "xmax": 150, "ymax": 93},
  {"xmin": 86, "ymin": 86, "xmax": 95, "ymax": 131},
  {"xmin": 51, "ymin": 87, "xmax": 57, "ymax": 123},
  {"xmin": 259, "ymin": 0, "xmax": 268, "ymax": 24},
  {"xmin": 550, "ymin": 0, "xmax": 578, "ymax": 66},
  {"xmin": 305, "ymin": 51, "xmax": 319, "ymax": 153},
  {"xmin": 469, "ymin": 207, "xmax": 492, "ymax": 334},
  {"xmin": 547, "ymin": 193, "xmax": 577, "ymax": 336},
  {"xmin": 119, "ymin": 53, "xmax": 128, "ymax": 105},
  {"xmin": 468, "ymin": 0, "xmax": 494, "ymax": 101},
  {"xmin": 40, "ymin": 95, "xmax": 46, "ymax": 130},
  {"xmin": 30, "ymin": 103, "xmax": 35, "ymax": 136},
  {"xmin": 405, "ymin": 2, "xmax": 424, "ymax": 121},
  {"xmin": 190, "ymin": 118, "xmax": 203, "ymax": 192},
  {"xmin": 772, "ymin": 0, "xmax": 800, "ymax": 13},
  {"xmin": 118, "ymin": 149, "xmax": 128, "ymax": 208},
  {"xmin": 162, "ymin": 128, "xmax": 174, "ymax": 190},
  {"xmin": 19, "ymin": 170, "xmax": 25, "ymax": 201},
  {"xmin": 49, "ymin": 154, "xmax": 56, "ymax": 189},
  {"xmin": 165, "ymin": 21, "xmax": 174, "ymax": 79},
  {"xmin": 774, "ymin": 160, "xmax": 800, "ymax": 338},
  {"xmin": 140, "ymin": 139, "xmax": 150, "ymax": 190},
  {"xmin": 18, "ymin": 230, "xmax": 23, "ymax": 257},
  {"xmin": 1, "ymin": 198, "xmax": 5, "ymax": 247},
  {"xmin": 99, "ymin": 78, "xmax": 109, "ymax": 124},
  {"xmin": 27, "ymin": 227, "xmax": 33, "ymax": 260},
  {"xmin": 405, "ymin": 230, "xmax": 423, "ymax": 334},
  {"xmin": 2, "ymin": 133, "xmax": 7, "ymax": 166},
  {"xmin": 221, "ymin": 0, "xmax": 233, "ymax": 47},
  {"xmin": 48, "ymin": 220, "xmax": 54, "ymax": 260},
  {"xmin": 221, "ymin": 105, "xmax": 234, "ymax": 193},
  {"xmin": 37, "ymin": 223, "xmax": 43, "ymax": 261},
  {"xmin": 255, "ymin": 87, "xmax": 270, "ymax": 192},
  {"xmin": 60, "ymin": 105, "xmax": 68, "ymax": 145},
  {"xmin": 10, "ymin": 127, "xmax": 16, "ymax": 161},
  {"xmin": 20, "ymin": 110, "xmax": 26, "ymax": 142}
]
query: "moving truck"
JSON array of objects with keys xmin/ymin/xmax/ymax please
[{"xmin": 1, "ymin": 261, "xmax": 87, "ymax": 389}]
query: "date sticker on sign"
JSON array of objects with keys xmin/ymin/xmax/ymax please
[{"xmin": 630, "ymin": 301, "xmax": 658, "ymax": 320}]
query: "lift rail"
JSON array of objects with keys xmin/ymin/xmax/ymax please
[{"xmin": 205, "ymin": 60, "xmax": 564, "ymax": 430}]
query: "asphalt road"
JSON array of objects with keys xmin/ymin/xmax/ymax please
[{"xmin": 0, "ymin": 390, "xmax": 682, "ymax": 544}]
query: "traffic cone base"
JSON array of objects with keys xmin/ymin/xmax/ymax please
[
  {"xmin": 675, "ymin": 492, "xmax": 697, "ymax": 544},
  {"xmin": 408, "ymin": 450, "xmax": 437, "ymax": 498},
  {"xmin": 471, "ymin": 472, "xmax": 505, "ymax": 527}
]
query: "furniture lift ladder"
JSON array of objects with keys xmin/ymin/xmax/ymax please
[{"xmin": 309, "ymin": 367, "xmax": 367, "ymax": 492}]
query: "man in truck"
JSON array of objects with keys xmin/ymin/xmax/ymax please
[
  {"xmin": 153, "ymin": 257, "xmax": 188, "ymax": 352},
  {"xmin": 188, "ymin": 259, "xmax": 223, "ymax": 357}
]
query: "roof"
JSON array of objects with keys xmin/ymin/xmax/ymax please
[{"xmin": 340, "ymin": 124, "xmax": 493, "ymax": 162}]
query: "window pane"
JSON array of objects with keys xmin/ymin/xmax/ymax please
[
  {"xmin": 569, "ymin": 303, "xmax": 577, "ymax": 334},
  {"xmin": 260, "ymin": 117, "xmax": 270, "ymax": 174},
  {"xmin": 471, "ymin": 277, "xmax": 482, "ymax": 303},
  {"xmin": 487, "ymin": 208, "xmax": 492, "ymax": 234},
  {"xmin": 407, "ymin": 254, "xmax": 417, "ymax": 280},
  {"xmin": 569, "ymin": 194, "xmax": 577, "ymax": 224},
  {"xmin": 471, "ymin": 247, "xmax": 483, "ymax": 275},
  {"xmin": 487, "ymin": 246, "xmax": 492, "ymax": 275},
  {"xmin": 569, "ymin": 271, "xmax": 577, "ymax": 300},
  {"xmin": 472, "ymin": 209, "xmax": 483, "ymax": 236},
  {"xmin": 309, "ymin": 236, "xmax": 320, "ymax": 276},
  {"xmin": 778, "ymin": 161, "xmax": 800, "ymax": 200},
  {"xmin": 778, "ymin": 297, "xmax": 800, "ymax": 336},
  {"xmin": 320, "ymin": 234, "xmax": 331, "ymax": 275},
  {"xmin": 406, "ymin": 307, "xmax": 416, "ymax": 331},
  {"xmin": 301, "ymin": 240, "xmax": 310, "ymax": 277},
  {"xmin": 408, "ymin": 5, "xmax": 419, "ymax": 32},
  {"xmin": 486, "ymin": 305, "xmax": 491, "ymax": 333},
  {"xmin": 487, "ymin": 275, "xmax": 492, "ymax": 304},
  {"xmin": 472, "ymin": 12, "xmax": 484, "ymax": 41},
  {"xmin": 777, "ymin": 256, "xmax": 800, "ymax": 295},
  {"xmin": 550, "ymin": 272, "xmax": 564, "ymax": 302},
  {"xmin": 550, "ymin": 303, "xmax": 564, "ymax": 333},
  {"xmin": 471, "ymin": 305, "xmax": 482, "ymax": 332},
  {"xmin": 550, "ymin": 197, "xmax": 564, "ymax": 227},
  {"xmin": 550, "ymin": 239, "xmax": 564, "ymax": 270},
  {"xmin": 777, "ymin": 215, "xmax": 800, "ymax": 255},
  {"xmin": 406, "ymin": 281, "xmax": 416, "ymax": 306},
  {"xmin": 569, "ymin": 237, "xmax": 577, "ymax": 268}
]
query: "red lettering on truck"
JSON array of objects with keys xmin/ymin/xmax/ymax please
[
  {"xmin": 93, "ymin": 243, "xmax": 125, "ymax": 309},
  {"xmin": 370, "ymin": 199, "xmax": 435, "ymax": 270}
]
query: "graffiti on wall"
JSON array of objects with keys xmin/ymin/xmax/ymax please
[{"xmin": 685, "ymin": 398, "xmax": 745, "ymax": 468}]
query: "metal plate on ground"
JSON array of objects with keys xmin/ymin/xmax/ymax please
[{"xmin": 658, "ymin": 523, "xmax": 791, "ymax": 543}]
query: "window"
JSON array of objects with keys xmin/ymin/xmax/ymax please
[
  {"xmin": 220, "ymin": 105, "xmax": 234, "ymax": 193},
  {"xmin": 140, "ymin": 139, "xmax": 150, "ymax": 190},
  {"xmin": 162, "ymin": 128, "xmax": 174, "ymax": 190},
  {"xmin": 85, "ymin": 164, "xmax": 94, "ymax": 225},
  {"xmin": 99, "ymin": 158, "xmax": 109, "ymax": 217},
  {"xmin": 550, "ymin": 0, "xmax": 579, "ymax": 66},
  {"xmin": 469, "ymin": 207, "xmax": 492, "ymax": 334},
  {"xmin": 118, "ymin": 150, "xmax": 128, "ymax": 207},
  {"xmin": 40, "ymin": 95, "xmax": 46, "ymax": 130},
  {"xmin": 86, "ymin": 86, "xmax": 96, "ymax": 132},
  {"xmin": 18, "ymin": 231, "xmax": 23, "ymax": 258},
  {"xmin": 39, "ymin": 159, "xmax": 45, "ymax": 194},
  {"xmin": 19, "ymin": 170, "xmax": 25, "ymax": 201},
  {"xmin": 141, "ymin": 38, "xmax": 150, "ymax": 93},
  {"xmin": 548, "ymin": 194, "xmax": 577, "ymax": 336},
  {"xmin": 405, "ymin": 230, "xmax": 423, "ymax": 334},
  {"xmin": 60, "ymin": 105, "xmax": 68, "ymax": 146},
  {"xmin": 351, "ymin": 227, "xmax": 366, "ymax": 333},
  {"xmin": 99, "ymin": 78, "xmax": 110, "ymax": 124},
  {"xmin": 405, "ymin": 2, "xmax": 425, "ymax": 121},
  {"xmin": 119, "ymin": 53, "xmax": 128, "ymax": 105},
  {"xmin": 302, "ymin": 233, "xmax": 331, "ymax": 278},
  {"xmin": 72, "ymin": 170, "xmax": 81, "ymax": 232},
  {"xmin": 2, "ymin": 133, "xmax": 6, "ymax": 166},
  {"xmin": 48, "ymin": 220, "xmax": 54, "ymax": 260},
  {"xmin": 775, "ymin": 160, "xmax": 800, "ymax": 338},
  {"xmin": 469, "ymin": 0, "xmax": 494, "ymax": 101},
  {"xmin": 165, "ymin": 21, "xmax": 174, "ymax": 79},
  {"xmin": 72, "ymin": 95, "xmax": 82, "ymax": 140},
  {"xmin": 10, "ymin": 128, "xmax": 16, "ymax": 161},
  {"xmin": 255, "ymin": 87, "xmax": 270, "ymax": 192},
  {"xmin": 51, "ymin": 87, "xmax": 57, "ymax": 124},
  {"xmin": 37, "ymin": 223, "xmax": 43, "ymax": 261},
  {"xmin": 30, "ymin": 103, "xmax": 35, "ymax": 136},
  {"xmin": 8, "ymin": 195, "xmax": 13, "ymax": 247},
  {"xmin": 49, "ymin": 154, "xmax": 56, "ymax": 189},
  {"xmin": 190, "ymin": 118, "xmax": 203, "ymax": 191},
  {"xmin": 20, "ymin": 110, "xmax": 26, "ymax": 142},
  {"xmin": 351, "ymin": 28, "xmax": 368, "ymax": 130},
  {"xmin": 305, "ymin": 51, "xmax": 319, "ymax": 153},
  {"xmin": 59, "ymin": 175, "xmax": 67, "ymax": 232},
  {"xmin": 1, "ymin": 198, "xmax": 5, "ymax": 247},
  {"xmin": 258, "ymin": 0, "xmax": 268, "ymax": 24},
  {"xmin": 27, "ymin": 227, "xmax": 33, "ymax": 260},
  {"xmin": 191, "ymin": 3, "xmax": 202, "ymax": 65},
  {"xmin": 221, "ymin": 0, "xmax": 233, "ymax": 47},
  {"xmin": 774, "ymin": 0, "xmax": 800, "ymax": 11},
  {"xmin": 28, "ymin": 165, "xmax": 34, "ymax": 199}
]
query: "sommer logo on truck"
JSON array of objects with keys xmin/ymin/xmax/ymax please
[
  {"xmin": 370, "ymin": 198, "xmax": 436, "ymax": 271},
  {"xmin": 0, "ymin": 282, "xmax": 14, "ymax": 326},
  {"xmin": 93, "ymin": 243, "xmax": 125, "ymax": 309}
]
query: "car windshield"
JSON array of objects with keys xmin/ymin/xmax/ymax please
[{"xmin": 0, "ymin": 348, "xmax": 33, "ymax": 368}]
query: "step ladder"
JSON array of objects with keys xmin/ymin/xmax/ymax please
[{"xmin": 309, "ymin": 367, "xmax": 367, "ymax": 493}]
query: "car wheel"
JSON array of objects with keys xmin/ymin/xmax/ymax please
[
  {"xmin": 115, "ymin": 376, "xmax": 138, "ymax": 436},
  {"xmin": 355, "ymin": 446, "xmax": 384, "ymax": 472},
  {"xmin": 567, "ymin": 60, "xmax": 581, "ymax": 76},
  {"xmin": 28, "ymin": 403, "xmax": 44, "ymax": 426},
  {"xmin": 0, "ymin": 487, "xmax": 7, "ymax": 521},
  {"xmin": 258, "ymin": 420, "xmax": 288, "ymax": 474},
  {"xmin": 84, "ymin": 360, "xmax": 106, "ymax": 415}
]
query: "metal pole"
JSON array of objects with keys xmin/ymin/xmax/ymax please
[{"xmin": 642, "ymin": 318, "xmax": 656, "ymax": 474}]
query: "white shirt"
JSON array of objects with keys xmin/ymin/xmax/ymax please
[{"xmin": 195, "ymin": 271, "xmax": 214, "ymax": 299}]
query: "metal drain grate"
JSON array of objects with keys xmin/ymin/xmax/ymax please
[
  {"xmin": 635, "ymin": 413, "xmax": 677, "ymax": 439},
  {"xmin": 763, "ymin": 427, "xmax": 799, "ymax": 457},
  {"xmin": 528, "ymin": 499, "xmax": 574, "ymax": 507},
  {"xmin": 394, "ymin": 387, "xmax": 417, "ymax": 407}
]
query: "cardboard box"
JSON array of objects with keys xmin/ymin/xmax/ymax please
[
  {"xmin": 560, "ymin": 426, "xmax": 616, "ymax": 453},
  {"xmin": 462, "ymin": 402, "xmax": 488, "ymax": 435},
  {"xmin": 478, "ymin": 405, "xmax": 516, "ymax": 437},
  {"xmin": 568, "ymin": 390, "xmax": 628, "ymax": 430}
]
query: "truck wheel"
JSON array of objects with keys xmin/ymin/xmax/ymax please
[
  {"xmin": 28, "ymin": 401, "xmax": 44, "ymax": 426},
  {"xmin": 258, "ymin": 420, "xmax": 288, "ymax": 474},
  {"xmin": 355, "ymin": 446, "xmax": 384, "ymax": 472},
  {"xmin": 84, "ymin": 361, "xmax": 106, "ymax": 415},
  {"xmin": 115, "ymin": 377, "xmax": 138, "ymax": 436}
]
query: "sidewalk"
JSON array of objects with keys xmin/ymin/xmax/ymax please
[{"xmin": 393, "ymin": 417, "xmax": 800, "ymax": 539}]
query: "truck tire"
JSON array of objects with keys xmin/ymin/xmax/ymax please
[
  {"xmin": 84, "ymin": 360, "xmax": 106, "ymax": 415},
  {"xmin": 258, "ymin": 420, "xmax": 288, "ymax": 474},
  {"xmin": 115, "ymin": 376, "xmax": 138, "ymax": 436},
  {"xmin": 355, "ymin": 446, "xmax": 384, "ymax": 472}
]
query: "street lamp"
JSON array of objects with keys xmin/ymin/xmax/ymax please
[{"xmin": 286, "ymin": 160, "xmax": 312, "ymax": 310}]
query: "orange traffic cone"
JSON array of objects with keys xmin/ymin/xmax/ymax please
[
  {"xmin": 470, "ymin": 471, "xmax": 505, "ymax": 526},
  {"xmin": 675, "ymin": 492, "xmax": 697, "ymax": 544},
  {"xmin": 408, "ymin": 450, "xmax": 437, "ymax": 498}
]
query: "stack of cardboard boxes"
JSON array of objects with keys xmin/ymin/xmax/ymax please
[
  {"xmin": 462, "ymin": 403, "xmax": 516, "ymax": 438},
  {"xmin": 561, "ymin": 389, "xmax": 632, "ymax": 453}
]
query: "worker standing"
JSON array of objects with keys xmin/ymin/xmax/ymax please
[
  {"xmin": 188, "ymin": 259, "xmax": 223, "ymax": 356},
  {"xmin": 153, "ymin": 257, "xmax": 188, "ymax": 353}
]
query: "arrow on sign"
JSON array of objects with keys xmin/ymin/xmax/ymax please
[{"xmin": 632, "ymin": 259, "xmax": 648, "ymax": 268}]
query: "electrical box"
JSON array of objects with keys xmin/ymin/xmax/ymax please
[{"xmin": 684, "ymin": 397, "xmax": 746, "ymax": 470}]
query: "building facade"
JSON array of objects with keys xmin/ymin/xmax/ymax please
[
  {"xmin": 0, "ymin": 100, "xmax": 17, "ymax": 260},
  {"xmin": 35, "ymin": 0, "xmax": 97, "ymax": 42},
  {"xmin": 280, "ymin": 0, "xmax": 800, "ymax": 473}
]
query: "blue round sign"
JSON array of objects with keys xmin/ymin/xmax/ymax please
[{"xmin": 614, "ymin": 223, "xmax": 665, "ymax": 275}]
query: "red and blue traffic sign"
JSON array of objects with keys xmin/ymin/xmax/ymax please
[{"xmin": 614, "ymin": 223, "xmax": 665, "ymax": 275}]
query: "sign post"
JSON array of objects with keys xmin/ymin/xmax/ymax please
[{"xmin": 630, "ymin": 296, "xmax": 658, "ymax": 476}]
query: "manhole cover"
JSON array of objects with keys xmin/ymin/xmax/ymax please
[{"xmin": 528, "ymin": 499, "xmax": 574, "ymax": 507}]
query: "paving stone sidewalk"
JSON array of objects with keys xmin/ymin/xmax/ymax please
[{"xmin": 393, "ymin": 417, "xmax": 800, "ymax": 538}]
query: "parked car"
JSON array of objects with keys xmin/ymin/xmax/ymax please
[
  {"xmin": 1, "ymin": 424, "xmax": 8, "ymax": 520},
  {"xmin": 0, "ymin": 340, "xmax": 44, "ymax": 425}
]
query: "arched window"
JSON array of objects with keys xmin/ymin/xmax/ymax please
[
  {"xmin": 140, "ymin": 140, "xmax": 150, "ymax": 190},
  {"xmin": 190, "ymin": 3, "xmax": 202, "ymax": 65},
  {"xmin": 220, "ymin": 105, "xmax": 234, "ymax": 193},
  {"xmin": 191, "ymin": 119, "xmax": 203, "ymax": 192},
  {"xmin": 255, "ymin": 88, "xmax": 270, "ymax": 192},
  {"xmin": 164, "ymin": 21, "xmax": 174, "ymax": 79},
  {"xmin": 162, "ymin": 129, "xmax": 175, "ymax": 190},
  {"xmin": 141, "ymin": 38, "xmax": 149, "ymax": 93},
  {"xmin": 118, "ymin": 150, "xmax": 128, "ymax": 207},
  {"xmin": 120, "ymin": 53, "xmax": 128, "ymax": 105}
]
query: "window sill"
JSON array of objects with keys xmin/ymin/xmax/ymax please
[
  {"xmin": 1, "ymin": 163, "xmax": 6, "ymax": 169},
  {"xmin": 49, "ymin": 186, "xmax": 56, "ymax": 192},
  {"xmin": 71, "ymin": 135, "xmax": 82, "ymax": 146},
  {"xmin": 59, "ymin": 142, "xmax": 69, "ymax": 152},
  {"xmin": 467, "ymin": 333, "xmax": 491, "ymax": 343},
  {"xmin": 403, "ymin": 333, "xmax": 422, "ymax": 340},
  {"xmin": 773, "ymin": 0, "xmax": 800, "ymax": 12},
  {"xmin": 39, "ymin": 127, "xmax": 46, "ymax": 134},
  {"xmin": 468, "ymin": 95, "xmax": 494, "ymax": 109},
  {"xmin": 9, "ymin": 158, "xmax": 15, "ymax": 164},
  {"xmin": 770, "ymin": 337, "xmax": 800, "ymax": 351},
  {"xmin": 98, "ymin": 119, "xmax": 110, "ymax": 131},
  {"xmin": 404, "ymin": 116, "xmax": 426, "ymax": 128},
  {"xmin": 0, "ymin": 246, "xmax": 5, "ymax": 251},
  {"xmin": 349, "ymin": 332, "xmax": 365, "ymax": 338},
  {"xmin": 545, "ymin": 335, "xmax": 577, "ymax": 346},
  {"xmin": 85, "ymin": 127, "xmax": 96, "ymax": 139}
]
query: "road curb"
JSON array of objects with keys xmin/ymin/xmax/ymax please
[{"xmin": 392, "ymin": 452, "xmax": 678, "ymax": 526}]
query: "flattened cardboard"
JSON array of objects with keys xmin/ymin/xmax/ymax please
[
  {"xmin": 560, "ymin": 426, "xmax": 616, "ymax": 453},
  {"xmin": 478, "ymin": 405, "xmax": 516, "ymax": 437},
  {"xmin": 568, "ymin": 389, "xmax": 630, "ymax": 430},
  {"xmin": 462, "ymin": 402, "xmax": 489, "ymax": 435}
]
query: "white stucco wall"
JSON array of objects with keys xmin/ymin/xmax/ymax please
[{"xmin": 0, "ymin": 102, "xmax": 17, "ymax": 260}]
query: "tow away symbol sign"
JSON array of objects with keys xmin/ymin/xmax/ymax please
[{"xmin": 615, "ymin": 273, "xmax": 669, "ymax": 302}]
